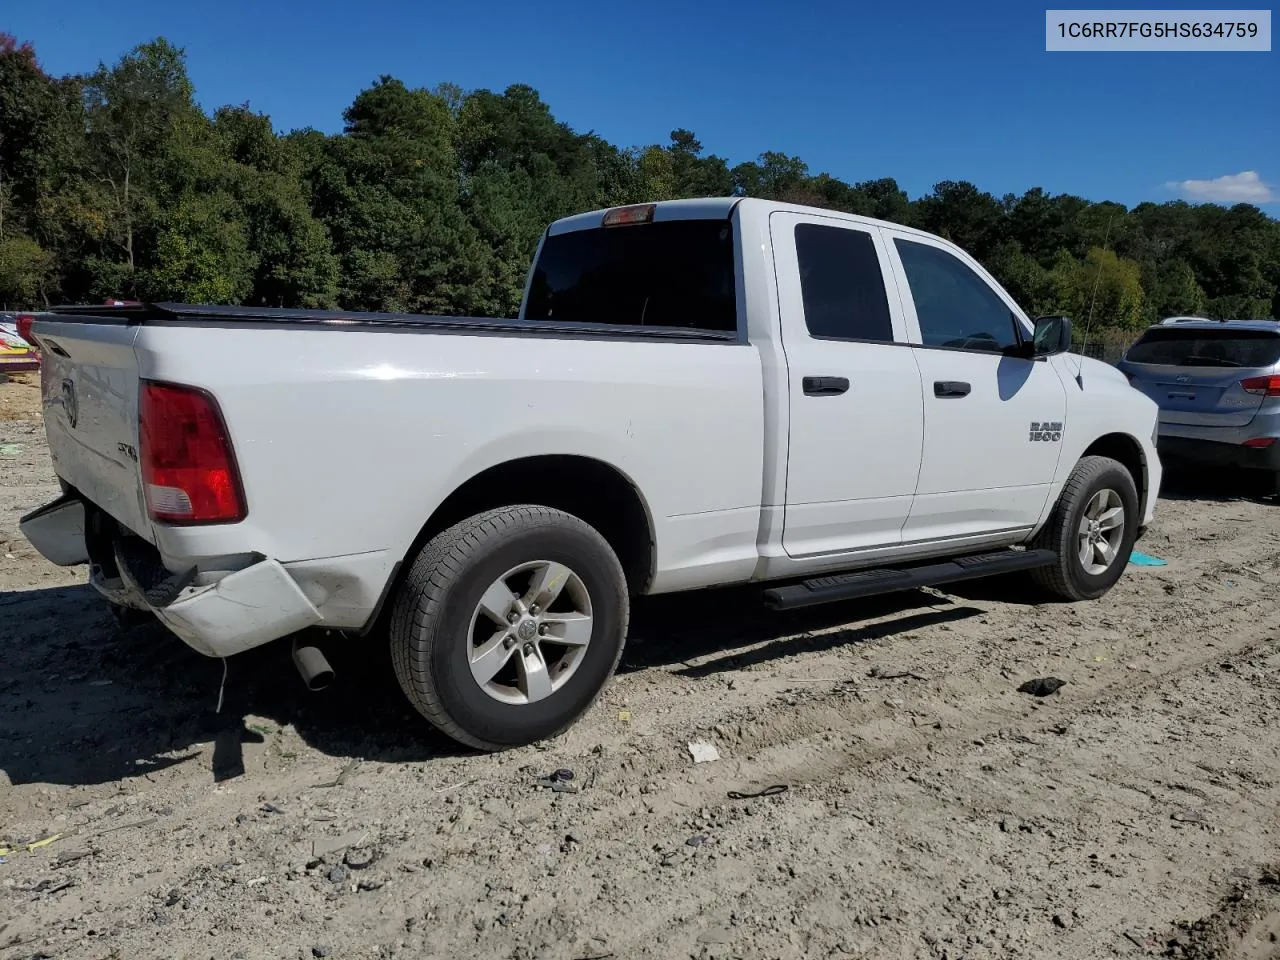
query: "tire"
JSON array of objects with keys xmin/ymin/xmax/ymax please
[
  {"xmin": 389, "ymin": 505, "xmax": 629, "ymax": 751},
  {"xmin": 1029, "ymin": 455, "xmax": 1139, "ymax": 601}
]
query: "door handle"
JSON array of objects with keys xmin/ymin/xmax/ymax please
[
  {"xmin": 802, "ymin": 376, "xmax": 850, "ymax": 396},
  {"xmin": 934, "ymin": 380, "xmax": 971, "ymax": 398}
]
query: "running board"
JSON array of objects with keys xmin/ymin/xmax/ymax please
[{"xmin": 762, "ymin": 548, "xmax": 1057, "ymax": 611}]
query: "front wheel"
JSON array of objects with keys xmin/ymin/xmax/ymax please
[
  {"xmin": 1029, "ymin": 455, "xmax": 1140, "ymax": 601},
  {"xmin": 389, "ymin": 505, "xmax": 629, "ymax": 751}
]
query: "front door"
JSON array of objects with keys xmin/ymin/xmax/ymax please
[{"xmin": 881, "ymin": 229, "xmax": 1068, "ymax": 543}]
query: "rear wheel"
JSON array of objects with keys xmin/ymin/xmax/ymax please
[
  {"xmin": 389, "ymin": 505, "xmax": 629, "ymax": 751},
  {"xmin": 1030, "ymin": 455, "xmax": 1139, "ymax": 601}
]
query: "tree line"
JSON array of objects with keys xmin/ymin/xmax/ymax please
[{"xmin": 1, "ymin": 35, "xmax": 1277, "ymax": 343}]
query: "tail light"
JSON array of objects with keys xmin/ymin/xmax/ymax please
[
  {"xmin": 15, "ymin": 314, "xmax": 36, "ymax": 345},
  {"xmin": 1243, "ymin": 437, "xmax": 1276, "ymax": 449},
  {"xmin": 1241, "ymin": 375, "xmax": 1280, "ymax": 397},
  {"xmin": 139, "ymin": 381, "xmax": 246, "ymax": 524}
]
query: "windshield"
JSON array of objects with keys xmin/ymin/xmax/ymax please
[
  {"xmin": 523, "ymin": 220, "xmax": 737, "ymax": 332},
  {"xmin": 1125, "ymin": 327, "xmax": 1280, "ymax": 368}
]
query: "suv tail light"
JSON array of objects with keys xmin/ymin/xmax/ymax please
[
  {"xmin": 1243, "ymin": 437, "xmax": 1276, "ymax": 449},
  {"xmin": 139, "ymin": 381, "xmax": 247, "ymax": 524},
  {"xmin": 1241, "ymin": 375, "xmax": 1280, "ymax": 397}
]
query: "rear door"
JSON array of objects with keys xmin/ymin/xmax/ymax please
[
  {"xmin": 1120, "ymin": 326, "xmax": 1280, "ymax": 427},
  {"xmin": 881, "ymin": 229, "xmax": 1068, "ymax": 542},
  {"xmin": 771, "ymin": 212, "xmax": 925, "ymax": 557}
]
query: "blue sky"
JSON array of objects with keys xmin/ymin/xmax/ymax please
[{"xmin": 9, "ymin": 0, "xmax": 1278, "ymax": 209}]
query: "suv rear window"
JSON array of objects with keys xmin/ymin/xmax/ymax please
[
  {"xmin": 1125, "ymin": 327, "xmax": 1280, "ymax": 367},
  {"xmin": 523, "ymin": 220, "xmax": 737, "ymax": 332}
]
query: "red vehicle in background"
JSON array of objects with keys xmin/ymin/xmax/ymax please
[{"xmin": 1, "ymin": 312, "xmax": 42, "ymax": 373}]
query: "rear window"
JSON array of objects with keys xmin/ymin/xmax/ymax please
[
  {"xmin": 1125, "ymin": 327, "xmax": 1280, "ymax": 368},
  {"xmin": 523, "ymin": 220, "xmax": 737, "ymax": 332}
]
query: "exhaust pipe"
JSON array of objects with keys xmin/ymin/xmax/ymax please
[{"xmin": 292, "ymin": 640, "xmax": 334, "ymax": 692}]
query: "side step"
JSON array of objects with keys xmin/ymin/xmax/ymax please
[{"xmin": 762, "ymin": 548, "xmax": 1057, "ymax": 611}]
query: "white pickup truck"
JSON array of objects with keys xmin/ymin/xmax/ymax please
[{"xmin": 21, "ymin": 197, "xmax": 1161, "ymax": 751}]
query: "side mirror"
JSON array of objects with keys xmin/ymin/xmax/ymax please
[{"xmin": 1032, "ymin": 315, "xmax": 1072, "ymax": 356}]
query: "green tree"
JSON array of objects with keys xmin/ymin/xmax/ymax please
[
  {"xmin": 667, "ymin": 129, "xmax": 733, "ymax": 198},
  {"xmin": 0, "ymin": 234, "xmax": 54, "ymax": 307},
  {"xmin": 140, "ymin": 193, "xmax": 252, "ymax": 303},
  {"xmin": 213, "ymin": 106, "xmax": 338, "ymax": 307},
  {"xmin": 1049, "ymin": 247, "xmax": 1146, "ymax": 332},
  {"xmin": 916, "ymin": 180, "xmax": 1004, "ymax": 262},
  {"xmin": 733, "ymin": 151, "xmax": 808, "ymax": 199},
  {"xmin": 453, "ymin": 84, "xmax": 617, "ymax": 313},
  {"xmin": 82, "ymin": 38, "xmax": 198, "ymax": 285},
  {"xmin": 315, "ymin": 77, "xmax": 493, "ymax": 313}
]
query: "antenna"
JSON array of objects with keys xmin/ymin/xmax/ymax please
[{"xmin": 1075, "ymin": 214, "xmax": 1115, "ymax": 388}]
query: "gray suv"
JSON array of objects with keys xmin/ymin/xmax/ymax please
[{"xmin": 1117, "ymin": 318, "xmax": 1280, "ymax": 491}]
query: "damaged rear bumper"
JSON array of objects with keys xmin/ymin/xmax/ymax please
[
  {"xmin": 108, "ymin": 549, "xmax": 323, "ymax": 658},
  {"xmin": 20, "ymin": 495, "xmax": 323, "ymax": 659}
]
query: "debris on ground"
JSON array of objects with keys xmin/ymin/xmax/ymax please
[
  {"xmin": 313, "ymin": 758, "xmax": 359, "ymax": 789},
  {"xmin": 1017, "ymin": 677, "xmax": 1067, "ymax": 697},
  {"xmin": 1122, "ymin": 928, "xmax": 1153, "ymax": 950},
  {"xmin": 1129, "ymin": 551, "xmax": 1168, "ymax": 567},
  {"xmin": 312, "ymin": 830, "xmax": 368, "ymax": 859},
  {"xmin": 94, "ymin": 817, "xmax": 158, "ymax": 837},
  {"xmin": 535, "ymin": 769, "xmax": 579, "ymax": 793},
  {"xmin": 868, "ymin": 667, "xmax": 928, "ymax": 681},
  {"xmin": 688, "ymin": 741, "xmax": 721, "ymax": 763},
  {"xmin": 727, "ymin": 784, "xmax": 788, "ymax": 800}
]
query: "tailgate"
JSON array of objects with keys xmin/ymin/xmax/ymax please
[
  {"xmin": 1130, "ymin": 363, "xmax": 1266, "ymax": 427},
  {"xmin": 34, "ymin": 318, "xmax": 154, "ymax": 540}
]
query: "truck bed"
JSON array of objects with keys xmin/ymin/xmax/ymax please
[{"xmin": 32, "ymin": 301, "xmax": 767, "ymax": 636}]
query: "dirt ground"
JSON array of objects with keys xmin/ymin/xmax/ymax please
[{"xmin": 3, "ymin": 370, "xmax": 1280, "ymax": 960}]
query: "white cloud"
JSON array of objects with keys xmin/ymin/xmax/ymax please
[{"xmin": 1167, "ymin": 170, "xmax": 1276, "ymax": 204}]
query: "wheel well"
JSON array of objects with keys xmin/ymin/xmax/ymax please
[
  {"xmin": 401, "ymin": 456, "xmax": 654, "ymax": 599},
  {"xmin": 1083, "ymin": 433, "xmax": 1147, "ymax": 512}
]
